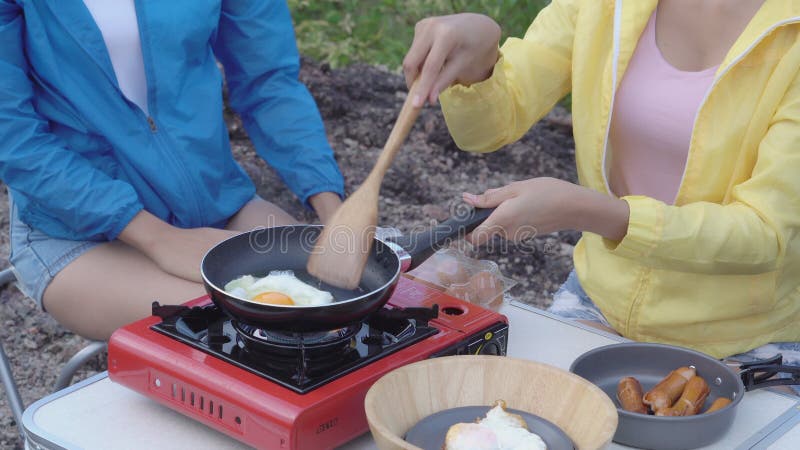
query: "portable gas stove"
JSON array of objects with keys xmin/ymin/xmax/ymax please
[{"xmin": 108, "ymin": 276, "xmax": 508, "ymax": 450}]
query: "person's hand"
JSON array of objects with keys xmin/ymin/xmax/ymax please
[
  {"xmin": 403, "ymin": 13, "xmax": 502, "ymax": 107},
  {"xmin": 462, "ymin": 178, "xmax": 631, "ymax": 245},
  {"xmin": 119, "ymin": 211, "xmax": 239, "ymax": 282},
  {"xmin": 309, "ymin": 191, "xmax": 342, "ymax": 224}
]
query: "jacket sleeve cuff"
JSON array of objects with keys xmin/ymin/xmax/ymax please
[
  {"xmin": 106, "ymin": 202, "xmax": 144, "ymax": 241},
  {"xmin": 603, "ymin": 195, "xmax": 664, "ymax": 259},
  {"xmin": 440, "ymin": 50, "xmax": 507, "ymax": 105},
  {"xmin": 439, "ymin": 50, "xmax": 511, "ymax": 152}
]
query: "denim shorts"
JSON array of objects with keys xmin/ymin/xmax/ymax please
[
  {"xmin": 8, "ymin": 196, "xmax": 101, "ymax": 310},
  {"xmin": 7, "ymin": 194, "xmax": 250, "ymax": 310},
  {"xmin": 549, "ymin": 270, "xmax": 800, "ymax": 392}
]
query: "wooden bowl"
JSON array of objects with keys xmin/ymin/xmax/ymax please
[{"xmin": 364, "ymin": 355, "xmax": 618, "ymax": 450}]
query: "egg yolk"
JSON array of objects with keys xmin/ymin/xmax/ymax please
[{"xmin": 252, "ymin": 292, "xmax": 294, "ymax": 305}]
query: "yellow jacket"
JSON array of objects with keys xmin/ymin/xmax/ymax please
[{"xmin": 440, "ymin": 0, "xmax": 800, "ymax": 358}]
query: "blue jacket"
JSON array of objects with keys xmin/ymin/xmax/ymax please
[{"xmin": 0, "ymin": 0, "xmax": 344, "ymax": 241}]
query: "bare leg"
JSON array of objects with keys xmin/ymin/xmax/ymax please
[
  {"xmin": 42, "ymin": 241, "xmax": 205, "ymax": 341},
  {"xmin": 42, "ymin": 198, "xmax": 296, "ymax": 340},
  {"xmin": 578, "ymin": 320, "xmax": 622, "ymax": 336},
  {"xmin": 225, "ymin": 196, "xmax": 297, "ymax": 231}
]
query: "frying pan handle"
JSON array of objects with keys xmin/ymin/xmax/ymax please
[
  {"xmin": 387, "ymin": 207, "xmax": 494, "ymax": 271},
  {"xmin": 738, "ymin": 353, "xmax": 800, "ymax": 391}
]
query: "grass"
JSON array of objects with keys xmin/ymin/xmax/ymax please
[{"xmin": 288, "ymin": 0, "xmax": 551, "ymax": 69}]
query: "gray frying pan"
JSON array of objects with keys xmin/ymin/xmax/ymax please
[{"xmin": 570, "ymin": 342, "xmax": 800, "ymax": 450}]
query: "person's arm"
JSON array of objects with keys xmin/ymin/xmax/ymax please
[
  {"xmin": 463, "ymin": 178, "xmax": 629, "ymax": 245},
  {"xmin": 0, "ymin": 1, "xmax": 142, "ymax": 241},
  {"xmin": 308, "ymin": 191, "xmax": 341, "ymax": 224},
  {"xmin": 0, "ymin": 2, "xmax": 238, "ymax": 283},
  {"xmin": 211, "ymin": 0, "xmax": 345, "ymax": 218},
  {"xmin": 435, "ymin": 0, "xmax": 580, "ymax": 152},
  {"xmin": 465, "ymin": 70, "xmax": 800, "ymax": 275},
  {"xmin": 599, "ymin": 69, "xmax": 800, "ymax": 275},
  {"xmin": 118, "ymin": 210, "xmax": 238, "ymax": 282}
]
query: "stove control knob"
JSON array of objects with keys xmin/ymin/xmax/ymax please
[{"xmin": 479, "ymin": 342, "xmax": 501, "ymax": 356}]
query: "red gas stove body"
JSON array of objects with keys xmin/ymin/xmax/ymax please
[{"xmin": 108, "ymin": 276, "xmax": 508, "ymax": 450}]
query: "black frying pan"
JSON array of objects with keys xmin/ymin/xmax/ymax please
[{"xmin": 201, "ymin": 207, "xmax": 493, "ymax": 331}]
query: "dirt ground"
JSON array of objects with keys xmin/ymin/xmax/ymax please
[{"xmin": 0, "ymin": 60, "xmax": 576, "ymax": 447}]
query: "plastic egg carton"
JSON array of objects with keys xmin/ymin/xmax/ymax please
[{"xmin": 407, "ymin": 248, "xmax": 517, "ymax": 311}]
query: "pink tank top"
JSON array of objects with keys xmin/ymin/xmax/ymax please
[{"xmin": 608, "ymin": 10, "xmax": 718, "ymax": 204}]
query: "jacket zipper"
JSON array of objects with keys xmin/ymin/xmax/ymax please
[
  {"xmin": 604, "ymin": 2, "xmax": 800, "ymax": 335},
  {"xmin": 623, "ymin": 267, "xmax": 650, "ymax": 336},
  {"xmin": 141, "ymin": 113, "xmax": 207, "ymax": 226},
  {"xmin": 133, "ymin": 0, "xmax": 205, "ymax": 226},
  {"xmin": 49, "ymin": 2, "xmax": 206, "ymax": 226},
  {"xmin": 606, "ymin": 1, "xmax": 639, "ymax": 336},
  {"xmin": 599, "ymin": 0, "xmax": 624, "ymax": 196},
  {"xmin": 671, "ymin": 16, "xmax": 800, "ymax": 205},
  {"xmin": 602, "ymin": 4, "xmax": 800, "ymax": 198}
]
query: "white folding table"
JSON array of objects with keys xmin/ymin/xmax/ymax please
[{"xmin": 22, "ymin": 301, "xmax": 800, "ymax": 450}]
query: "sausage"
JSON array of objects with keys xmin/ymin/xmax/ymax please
[
  {"xmin": 643, "ymin": 366, "xmax": 696, "ymax": 411},
  {"xmin": 617, "ymin": 377, "xmax": 648, "ymax": 414},
  {"xmin": 655, "ymin": 376, "xmax": 710, "ymax": 416},
  {"xmin": 704, "ymin": 397, "xmax": 732, "ymax": 413}
]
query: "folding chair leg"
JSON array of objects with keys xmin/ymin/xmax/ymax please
[
  {"xmin": 53, "ymin": 341, "xmax": 107, "ymax": 392},
  {"xmin": 0, "ymin": 267, "xmax": 15, "ymax": 286},
  {"xmin": 0, "ymin": 341, "xmax": 25, "ymax": 440}
]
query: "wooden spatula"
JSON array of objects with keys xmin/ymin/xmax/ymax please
[{"xmin": 307, "ymin": 85, "xmax": 423, "ymax": 289}]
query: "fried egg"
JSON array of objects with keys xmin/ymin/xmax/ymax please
[
  {"xmin": 224, "ymin": 270, "xmax": 334, "ymax": 306},
  {"xmin": 444, "ymin": 401, "xmax": 547, "ymax": 450}
]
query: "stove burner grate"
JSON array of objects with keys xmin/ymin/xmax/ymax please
[
  {"xmin": 149, "ymin": 302, "xmax": 441, "ymax": 393},
  {"xmin": 234, "ymin": 322, "xmax": 360, "ymax": 347}
]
